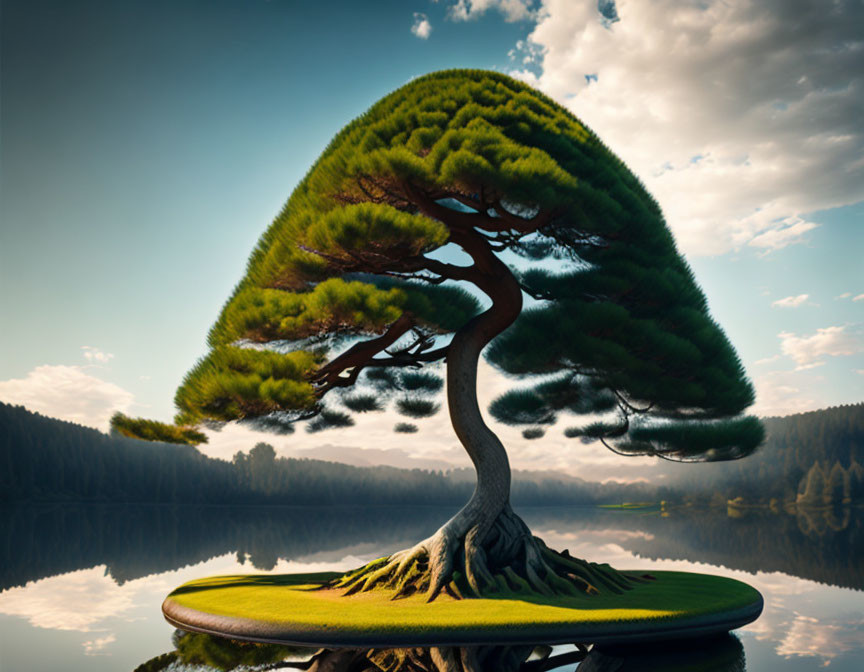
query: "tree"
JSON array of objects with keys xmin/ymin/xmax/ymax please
[{"xmin": 113, "ymin": 69, "xmax": 762, "ymax": 600}]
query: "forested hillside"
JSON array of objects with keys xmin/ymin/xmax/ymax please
[
  {"xmin": 0, "ymin": 403, "xmax": 662, "ymax": 505},
  {"xmin": 669, "ymin": 403, "xmax": 864, "ymax": 505}
]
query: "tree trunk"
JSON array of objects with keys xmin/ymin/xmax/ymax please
[
  {"xmin": 328, "ymin": 232, "xmax": 647, "ymax": 600},
  {"xmin": 422, "ymin": 234, "xmax": 524, "ymax": 591}
]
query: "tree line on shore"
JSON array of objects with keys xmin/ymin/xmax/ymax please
[
  {"xmin": 0, "ymin": 402, "xmax": 663, "ymax": 505},
  {"xmin": 2, "ymin": 401, "xmax": 861, "ymax": 507},
  {"xmin": 664, "ymin": 403, "xmax": 864, "ymax": 507}
]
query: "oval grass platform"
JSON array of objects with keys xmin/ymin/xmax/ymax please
[{"xmin": 162, "ymin": 570, "xmax": 763, "ymax": 647}]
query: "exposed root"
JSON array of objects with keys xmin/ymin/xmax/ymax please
[{"xmin": 324, "ymin": 507, "xmax": 653, "ymax": 602}]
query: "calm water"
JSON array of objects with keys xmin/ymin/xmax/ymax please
[{"xmin": 0, "ymin": 504, "xmax": 861, "ymax": 671}]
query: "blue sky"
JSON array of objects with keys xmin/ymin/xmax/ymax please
[{"xmin": 1, "ymin": 0, "xmax": 862, "ymax": 475}]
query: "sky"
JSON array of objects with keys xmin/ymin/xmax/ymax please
[{"xmin": 1, "ymin": 0, "xmax": 862, "ymax": 477}]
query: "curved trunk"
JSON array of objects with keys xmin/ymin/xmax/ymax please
[
  {"xmin": 328, "ymin": 231, "xmax": 649, "ymax": 600},
  {"xmin": 427, "ymin": 229, "xmax": 524, "ymax": 571},
  {"xmin": 439, "ymin": 284, "xmax": 520, "ymax": 547}
]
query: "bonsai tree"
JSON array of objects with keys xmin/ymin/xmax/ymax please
[{"xmin": 113, "ymin": 69, "xmax": 762, "ymax": 601}]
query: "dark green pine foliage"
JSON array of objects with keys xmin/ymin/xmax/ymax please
[{"xmin": 111, "ymin": 69, "xmax": 759, "ymax": 462}]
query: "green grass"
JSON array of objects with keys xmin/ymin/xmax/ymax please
[{"xmin": 164, "ymin": 570, "xmax": 761, "ymax": 642}]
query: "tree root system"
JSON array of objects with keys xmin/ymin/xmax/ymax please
[{"xmin": 325, "ymin": 507, "xmax": 653, "ymax": 602}]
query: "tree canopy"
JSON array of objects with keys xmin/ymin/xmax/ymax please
[{"xmin": 114, "ymin": 69, "xmax": 761, "ymax": 462}]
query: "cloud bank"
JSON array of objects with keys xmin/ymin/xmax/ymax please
[
  {"xmin": 778, "ymin": 325, "xmax": 864, "ymax": 370},
  {"xmin": 506, "ymin": 0, "xmax": 864, "ymax": 256},
  {"xmin": 0, "ymin": 365, "xmax": 134, "ymax": 431}
]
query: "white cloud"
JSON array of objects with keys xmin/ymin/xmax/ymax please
[
  {"xmin": 853, "ymin": 294, "xmax": 864, "ymax": 302},
  {"xmin": 508, "ymin": 0, "xmax": 864, "ymax": 256},
  {"xmin": 776, "ymin": 614, "xmax": 864, "ymax": 663},
  {"xmin": 778, "ymin": 325, "xmax": 864, "ymax": 370},
  {"xmin": 411, "ymin": 13, "xmax": 432, "ymax": 39},
  {"xmin": 835, "ymin": 292, "xmax": 852, "ymax": 299},
  {"xmin": 83, "ymin": 634, "xmax": 116, "ymax": 656},
  {"xmin": 0, "ymin": 566, "xmax": 136, "ymax": 632},
  {"xmin": 772, "ymin": 294, "xmax": 811, "ymax": 309},
  {"xmin": 81, "ymin": 346, "xmax": 114, "ymax": 364},
  {"xmin": 751, "ymin": 371, "xmax": 819, "ymax": 417},
  {"xmin": 449, "ymin": 0, "xmax": 536, "ymax": 23},
  {"xmin": 0, "ymin": 365, "xmax": 134, "ymax": 431},
  {"xmin": 747, "ymin": 218, "xmax": 820, "ymax": 254}
]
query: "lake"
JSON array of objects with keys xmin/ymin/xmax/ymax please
[{"xmin": 0, "ymin": 504, "xmax": 861, "ymax": 670}]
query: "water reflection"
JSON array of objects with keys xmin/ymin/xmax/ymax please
[
  {"xmin": 1, "ymin": 505, "xmax": 861, "ymax": 671},
  {"xmin": 3, "ymin": 504, "xmax": 861, "ymax": 592},
  {"xmin": 519, "ymin": 505, "xmax": 864, "ymax": 591},
  {"xmin": 135, "ymin": 631, "xmax": 746, "ymax": 672}
]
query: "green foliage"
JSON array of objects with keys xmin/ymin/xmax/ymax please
[
  {"xmin": 304, "ymin": 202, "xmax": 448, "ymax": 265},
  {"xmin": 489, "ymin": 389, "xmax": 557, "ymax": 426},
  {"xmin": 209, "ymin": 279, "xmax": 408, "ymax": 346},
  {"xmin": 364, "ymin": 367, "xmax": 400, "ymax": 391},
  {"xmin": 174, "ymin": 346, "xmax": 321, "ymax": 423},
  {"xmin": 240, "ymin": 413, "xmax": 296, "ymax": 434},
  {"xmin": 522, "ymin": 427, "xmax": 545, "ymax": 440},
  {"xmin": 400, "ymin": 282, "xmax": 483, "ymax": 333},
  {"xmin": 396, "ymin": 396, "xmax": 440, "ymax": 418},
  {"xmin": 122, "ymin": 68, "xmax": 758, "ymax": 462},
  {"xmin": 342, "ymin": 393, "xmax": 384, "ymax": 412},
  {"xmin": 489, "ymin": 260, "xmax": 757, "ymax": 460},
  {"xmin": 565, "ymin": 420, "xmax": 629, "ymax": 440},
  {"xmin": 488, "ymin": 376, "xmax": 616, "ymax": 427},
  {"xmin": 399, "ymin": 371, "xmax": 444, "ymax": 394},
  {"xmin": 360, "ymin": 368, "xmax": 444, "ymax": 398},
  {"xmin": 306, "ymin": 409, "xmax": 355, "ymax": 433},
  {"xmin": 628, "ymin": 416, "xmax": 765, "ymax": 461},
  {"xmin": 394, "ymin": 422, "xmax": 419, "ymax": 433},
  {"xmin": 110, "ymin": 412, "xmax": 207, "ymax": 446},
  {"xmin": 487, "ymin": 299, "xmax": 753, "ymax": 419}
]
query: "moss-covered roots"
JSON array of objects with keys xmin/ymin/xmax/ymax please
[{"xmin": 327, "ymin": 509, "xmax": 650, "ymax": 602}]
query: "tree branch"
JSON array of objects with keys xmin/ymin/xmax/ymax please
[
  {"xmin": 402, "ymin": 180, "xmax": 550, "ymax": 236},
  {"xmin": 614, "ymin": 390, "xmax": 655, "ymax": 414},
  {"xmin": 312, "ymin": 314, "xmax": 415, "ymax": 393},
  {"xmin": 366, "ymin": 345, "xmax": 449, "ymax": 368},
  {"xmin": 421, "ymin": 257, "xmax": 478, "ymax": 282},
  {"xmin": 311, "ymin": 316, "xmax": 450, "ymax": 395}
]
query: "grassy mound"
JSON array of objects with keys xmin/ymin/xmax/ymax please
[{"xmin": 163, "ymin": 570, "xmax": 763, "ymax": 647}]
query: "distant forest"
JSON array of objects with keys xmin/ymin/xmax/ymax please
[
  {"xmin": 0, "ymin": 402, "xmax": 664, "ymax": 505},
  {"xmin": 1, "ymin": 401, "xmax": 862, "ymax": 506},
  {"xmin": 668, "ymin": 403, "xmax": 864, "ymax": 506}
]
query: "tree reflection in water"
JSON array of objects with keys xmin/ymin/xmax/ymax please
[
  {"xmin": 5, "ymin": 505, "xmax": 861, "ymax": 594},
  {"xmin": 134, "ymin": 630, "xmax": 746, "ymax": 672}
]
